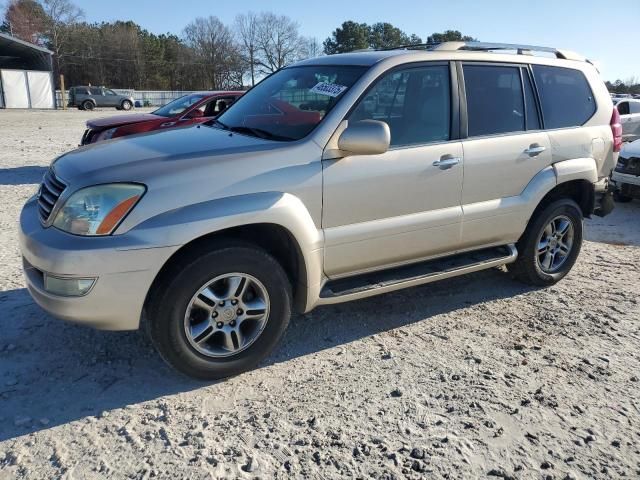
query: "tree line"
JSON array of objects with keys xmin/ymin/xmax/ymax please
[{"xmin": 2, "ymin": 0, "xmax": 477, "ymax": 90}]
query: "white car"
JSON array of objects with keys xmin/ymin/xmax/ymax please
[
  {"xmin": 614, "ymin": 98, "xmax": 640, "ymax": 142},
  {"xmin": 611, "ymin": 139, "xmax": 640, "ymax": 202}
]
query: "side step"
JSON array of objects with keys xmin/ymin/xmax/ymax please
[{"xmin": 317, "ymin": 244, "xmax": 517, "ymax": 305}]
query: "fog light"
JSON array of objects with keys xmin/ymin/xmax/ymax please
[{"xmin": 44, "ymin": 274, "xmax": 96, "ymax": 297}]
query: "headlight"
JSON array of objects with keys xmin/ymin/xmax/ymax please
[
  {"xmin": 53, "ymin": 183, "xmax": 145, "ymax": 236},
  {"xmin": 96, "ymin": 128, "xmax": 118, "ymax": 142}
]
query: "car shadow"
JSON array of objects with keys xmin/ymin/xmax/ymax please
[
  {"xmin": 0, "ymin": 268, "xmax": 537, "ymax": 442},
  {"xmin": 585, "ymin": 200, "xmax": 640, "ymax": 247},
  {"xmin": 0, "ymin": 166, "xmax": 47, "ymax": 186}
]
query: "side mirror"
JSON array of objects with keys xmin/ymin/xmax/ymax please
[{"xmin": 337, "ymin": 120, "xmax": 390, "ymax": 156}]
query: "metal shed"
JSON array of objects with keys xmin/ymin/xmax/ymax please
[{"xmin": 0, "ymin": 32, "xmax": 55, "ymax": 109}]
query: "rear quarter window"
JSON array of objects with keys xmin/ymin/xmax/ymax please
[{"xmin": 532, "ymin": 65, "xmax": 596, "ymax": 129}]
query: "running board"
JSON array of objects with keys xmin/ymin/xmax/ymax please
[{"xmin": 317, "ymin": 244, "xmax": 517, "ymax": 305}]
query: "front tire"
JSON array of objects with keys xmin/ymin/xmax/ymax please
[
  {"xmin": 121, "ymin": 100, "xmax": 133, "ymax": 111},
  {"xmin": 507, "ymin": 199, "xmax": 583, "ymax": 286},
  {"xmin": 147, "ymin": 243, "xmax": 292, "ymax": 380},
  {"xmin": 82, "ymin": 100, "xmax": 94, "ymax": 111}
]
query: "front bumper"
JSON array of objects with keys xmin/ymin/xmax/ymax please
[
  {"xmin": 19, "ymin": 198, "xmax": 179, "ymax": 330},
  {"xmin": 611, "ymin": 170, "xmax": 640, "ymax": 199}
]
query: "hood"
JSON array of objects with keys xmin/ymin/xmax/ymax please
[
  {"xmin": 87, "ymin": 113, "xmax": 162, "ymax": 129},
  {"xmin": 53, "ymin": 124, "xmax": 277, "ymax": 185},
  {"xmin": 621, "ymin": 139, "xmax": 640, "ymax": 158}
]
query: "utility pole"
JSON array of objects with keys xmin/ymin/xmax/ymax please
[{"xmin": 60, "ymin": 74, "xmax": 66, "ymax": 110}]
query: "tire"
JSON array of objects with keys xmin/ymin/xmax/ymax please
[
  {"xmin": 147, "ymin": 242, "xmax": 292, "ymax": 380},
  {"xmin": 507, "ymin": 198, "xmax": 583, "ymax": 286},
  {"xmin": 614, "ymin": 191, "xmax": 633, "ymax": 203},
  {"xmin": 82, "ymin": 100, "xmax": 94, "ymax": 111},
  {"xmin": 121, "ymin": 100, "xmax": 132, "ymax": 111}
]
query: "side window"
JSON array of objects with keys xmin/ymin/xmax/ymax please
[
  {"xmin": 523, "ymin": 69, "xmax": 541, "ymax": 130},
  {"xmin": 617, "ymin": 101, "xmax": 630, "ymax": 115},
  {"xmin": 89, "ymin": 87, "xmax": 102, "ymax": 96},
  {"xmin": 630, "ymin": 102, "xmax": 640, "ymax": 114},
  {"xmin": 349, "ymin": 65, "xmax": 451, "ymax": 147},
  {"xmin": 532, "ymin": 65, "xmax": 596, "ymax": 129},
  {"xmin": 463, "ymin": 64, "xmax": 524, "ymax": 137}
]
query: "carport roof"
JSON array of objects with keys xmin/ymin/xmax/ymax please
[{"xmin": 0, "ymin": 32, "xmax": 53, "ymax": 71}]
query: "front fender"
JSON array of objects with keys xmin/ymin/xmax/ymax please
[{"xmin": 124, "ymin": 191, "xmax": 325, "ymax": 311}]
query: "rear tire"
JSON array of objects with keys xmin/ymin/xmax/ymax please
[
  {"xmin": 507, "ymin": 199, "xmax": 583, "ymax": 286},
  {"xmin": 147, "ymin": 242, "xmax": 292, "ymax": 380},
  {"xmin": 121, "ymin": 100, "xmax": 133, "ymax": 111},
  {"xmin": 614, "ymin": 191, "xmax": 633, "ymax": 203},
  {"xmin": 82, "ymin": 100, "xmax": 94, "ymax": 111}
]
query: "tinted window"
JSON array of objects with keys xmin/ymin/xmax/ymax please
[
  {"xmin": 533, "ymin": 65, "xmax": 596, "ymax": 129},
  {"xmin": 349, "ymin": 65, "xmax": 451, "ymax": 146},
  {"xmin": 89, "ymin": 87, "xmax": 102, "ymax": 95},
  {"xmin": 630, "ymin": 102, "xmax": 640, "ymax": 114},
  {"xmin": 464, "ymin": 65, "xmax": 524, "ymax": 136},
  {"xmin": 523, "ymin": 70, "xmax": 541, "ymax": 130},
  {"xmin": 617, "ymin": 101, "xmax": 630, "ymax": 115}
]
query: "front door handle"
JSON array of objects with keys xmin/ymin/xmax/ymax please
[
  {"xmin": 524, "ymin": 144, "xmax": 546, "ymax": 157},
  {"xmin": 432, "ymin": 155, "xmax": 461, "ymax": 170}
]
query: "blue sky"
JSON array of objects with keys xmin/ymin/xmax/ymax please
[{"xmin": 73, "ymin": 0, "xmax": 638, "ymax": 81}]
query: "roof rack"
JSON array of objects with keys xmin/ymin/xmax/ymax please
[{"xmin": 431, "ymin": 41, "xmax": 587, "ymax": 62}]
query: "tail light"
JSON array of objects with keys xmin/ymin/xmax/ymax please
[{"xmin": 611, "ymin": 107, "xmax": 622, "ymax": 153}]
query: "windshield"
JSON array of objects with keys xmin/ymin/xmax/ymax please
[
  {"xmin": 153, "ymin": 94, "xmax": 207, "ymax": 117},
  {"xmin": 213, "ymin": 65, "xmax": 367, "ymax": 141}
]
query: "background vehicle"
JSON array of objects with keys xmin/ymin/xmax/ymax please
[
  {"xmin": 80, "ymin": 91, "xmax": 243, "ymax": 145},
  {"xmin": 614, "ymin": 98, "xmax": 640, "ymax": 143},
  {"xmin": 20, "ymin": 42, "xmax": 617, "ymax": 380},
  {"xmin": 68, "ymin": 86, "xmax": 135, "ymax": 111},
  {"xmin": 611, "ymin": 139, "xmax": 640, "ymax": 202}
]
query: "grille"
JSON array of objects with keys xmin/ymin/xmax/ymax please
[
  {"xmin": 615, "ymin": 156, "xmax": 640, "ymax": 176},
  {"xmin": 38, "ymin": 169, "xmax": 66, "ymax": 223}
]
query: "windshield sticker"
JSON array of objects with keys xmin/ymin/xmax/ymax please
[{"xmin": 309, "ymin": 82, "xmax": 348, "ymax": 97}]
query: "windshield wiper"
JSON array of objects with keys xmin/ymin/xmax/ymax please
[
  {"xmin": 208, "ymin": 118, "xmax": 229, "ymax": 130},
  {"xmin": 228, "ymin": 126, "xmax": 294, "ymax": 141}
]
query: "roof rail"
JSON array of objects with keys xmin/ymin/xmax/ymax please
[{"xmin": 431, "ymin": 41, "xmax": 587, "ymax": 62}]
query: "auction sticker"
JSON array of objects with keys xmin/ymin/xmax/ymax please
[{"xmin": 310, "ymin": 82, "xmax": 348, "ymax": 97}]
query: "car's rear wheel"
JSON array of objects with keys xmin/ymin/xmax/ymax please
[
  {"xmin": 146, "ymin": 242, "xmax": 292, "ymax": 379},
  {"xmin": 121, "ymin": 100, "xmax": 133, "ymax": 111},
  {"xmin": 507, "ymin": 198, "xmax": 583, "ymax": 286},
  {"xmin": 82, "ymin": 100, "xmax": 94, "ymax": 111}
]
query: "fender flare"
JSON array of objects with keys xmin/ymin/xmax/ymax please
[{"xmin": 128, "ymin": 191, "xmax": 325, "ymax": 311}]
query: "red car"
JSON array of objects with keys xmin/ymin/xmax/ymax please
[{"xmin": 80, "ymin": 91, "xmax": 243, "ymax": 145}]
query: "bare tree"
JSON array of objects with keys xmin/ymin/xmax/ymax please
[
  {"xmin": 255, "ymin": 12, "xmax": 301, "ymax": 74},
  {"xmin": 300, "ymin": 36, "xmax": 321, "ymax": 59},
  {"xmin": 183, "ymin": 16, "xmax": 244, "ymax": 89},
  {"xmin": 235, "ymin": 12, "xmax": 259, "ymax": 86},
  {"xmin": 41, "ymin": 0, "xmax": 84, "ymax": 76}
]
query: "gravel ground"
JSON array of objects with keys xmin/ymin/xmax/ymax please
[{"xmin": 0, "ymin": 109, "xmax": 639, "ymax": 480}]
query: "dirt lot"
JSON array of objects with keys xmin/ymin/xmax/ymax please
[{"xmin": 0, "ymin": 109, "xmax": 639, "ymax": 480}]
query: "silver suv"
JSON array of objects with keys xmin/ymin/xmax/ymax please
[
  {"xmin": 20, "ymin": 42, "xmax": 618, "ymax": 379},
  {"xmin": 69, "ymin": 85, "xmax": 134, "ymax": 111}
]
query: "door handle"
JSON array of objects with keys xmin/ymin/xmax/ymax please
[
  {"xmin": 524, "ymin": 144, "xmax": 546, "ymax": 157},
  {"xmin": 432, "ymin": 156, "xmax": 461, "ymax": 170}
]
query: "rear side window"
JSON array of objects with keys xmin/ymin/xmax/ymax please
[
  {"xmin": 532, "ymin": 65, "xmax": 596, "ymax": 129},
  {"xmin": 463, "ymin": 64, "xmax": 524, "ymax": 136},
  {"xmin": 89, "ymin": 87, "xmax": 102, "ymax": 95},
  {"xmin": 630, "ymin": 102, "xmax": 640, "ymax": 114},
  {"xmin": 617, "ymin": 102, "xmax": 629, "ymax": 115}
]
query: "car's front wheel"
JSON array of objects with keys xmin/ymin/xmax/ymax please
[
  {"xmin": 507, "ymin": 198, "xmax": 583, "ymax": 286},
  {"xmin": 82, "ymin": 100, "xmax": 94, "ymax": 111},
  {"xmin": 121, "ymin": 100, "xmax": 133, "ymax": 111},
  {"xmin": 146, "ymin": 242, "xmax": 292, "ymax": 379}
]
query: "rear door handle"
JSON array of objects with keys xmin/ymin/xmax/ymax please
[
  {"xmin": 432, "ymin": 156, "xmax": 461, "ymax": 170},
  {"xmin": 524, "ymin": 144, "xmax": 546, "ymax": 156}
]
